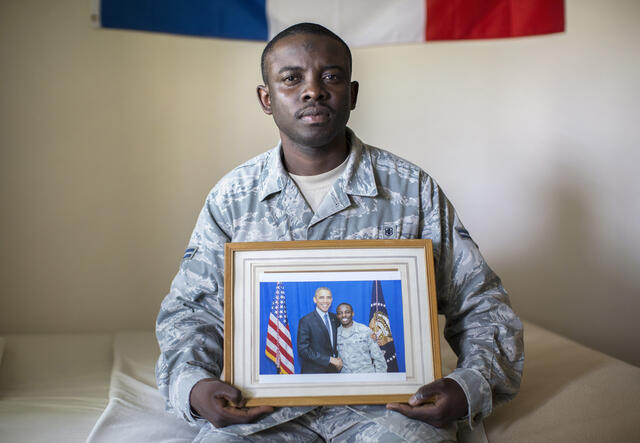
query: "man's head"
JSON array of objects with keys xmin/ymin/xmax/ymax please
[
  {"xmin": 313, "ymin": 287, "xmax": 333, "ymax": 313},
  {"xmin": 257, "ymin": 23, "xmax": 358, "ymax": 150},
  {"xmin": 336, "ymin": 303, "xmax": 354, "ymax": 327},
  {"xmin": 260, "ymin": 23, "xmax": 352, "ymax": 84}
]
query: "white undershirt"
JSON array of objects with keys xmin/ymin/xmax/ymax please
[{"xmin": 289, "ymin": 157, "xmax": 349, "ymax": 213}]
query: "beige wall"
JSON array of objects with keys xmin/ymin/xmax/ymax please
[{"xmin": 1, "ymin": 0, "xmax": 638, "ymax": 366}]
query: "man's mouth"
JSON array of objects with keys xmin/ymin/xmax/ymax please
[{"xmin": 297, "ymin": 106, "xmax": 331, "ymax": 123}]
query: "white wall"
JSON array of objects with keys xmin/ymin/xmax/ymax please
[{"xmin": 1, "ymin": 0, "xmax": 638, "ymax": 366}]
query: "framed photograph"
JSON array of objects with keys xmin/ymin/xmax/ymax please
[{"xmin": 224, "ymin": 239, "xmax": 441, "ymax": 406}]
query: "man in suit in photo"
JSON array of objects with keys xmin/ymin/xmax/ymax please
[{"xmin": 296, "ymin": 287, "xmax": 343, "ymax": 373}]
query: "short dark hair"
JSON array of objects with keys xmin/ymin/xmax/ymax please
[
  {"xmin": 315, "ymin": 287, "xmax": 331, "ymax": 297},
  {"xmin": 260, "ymin": 22, "xmax": 352, "ymax": 84},
  {"xmin": 337, "ymin": 302, "xmax": 353, "ymax": 312}
]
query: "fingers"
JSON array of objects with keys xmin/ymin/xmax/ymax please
[
  {"xmin": 387, "ymin": 379, "xmax": 469, "ymax": 428},
  {"xmin": 191, "ymin": 379, "xmax": 274, "ymax": 428},
  {"xmin": 387, "ymin": 402, "xmax": 420, "ymax": 418},
  {"xmin": 207, "ymin": 398, "xmax": 274, "ymax": 428},
  {"xmin": 409, "ymin": 379, "xmax": 445, "ymax": 406},
  {"xmin": 409, "ymin": 388, "xmax": 437, "ymax": 407},
  {"xmin": 213, "ymin": 381, "xmax": 244, "ymax": 406}
]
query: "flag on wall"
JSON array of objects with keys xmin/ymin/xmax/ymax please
[
  {"xmin": 369, "ymin": 280, "xmax": 399, "ymax": 372},
  {"xmin": 265, "ymin": 282, "xmax": 295, "ymax": 374},
  {"xmin": 92, "ymin": 0, "xmax": 565, "ymax": 46}
]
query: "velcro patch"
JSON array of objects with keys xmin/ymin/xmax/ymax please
[
  {"xmin": 383, "ymin": 223, "xmax": 396, "ymax": 238},
  {"xmin": 183, "ymin": 246, "xmax": 198, "ymax": 260}
]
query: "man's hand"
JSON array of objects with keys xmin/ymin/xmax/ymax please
[
  {"xmin": 190, "ymin": 378, "xmax": 273, "ymax": 428},
  {"xmin": 386, "ymin": 378, "xmax": 468, "ymax": 428},
  {"xmin": 329, "ymin": 356, "xmax": 343, "ymax": 371}
]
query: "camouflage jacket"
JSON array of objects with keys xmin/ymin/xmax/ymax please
[
  {"xmin": 337, "ymin": 321, "xmax": 387, "ymax": 374},
  {"xmin": 156, "ymin": 128, "xmax": 524, "ymax": 435}
]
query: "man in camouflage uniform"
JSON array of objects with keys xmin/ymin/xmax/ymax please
[
  {"xmin": 336, "ymin": 303, "xmax": 387, "ymax": 374},
  {"xmin": 156, "ymin": 22, "xmax": 524, "ymax": 442}
]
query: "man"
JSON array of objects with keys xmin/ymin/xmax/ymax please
[
  {"xmin": 296, "ymin": 287, "xmax": 342, "ymax": 373},
  {"xmin": 156, "ymin": 22, "xmax": 523, "ymax": 442},
  {"xmin": 336, "ymin": 302, "xmax": 387, "ymax": 374}
]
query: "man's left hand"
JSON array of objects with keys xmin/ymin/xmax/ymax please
[{"xmin": 386, "ymin": 378, "xmax": 468, "ymax": 428}]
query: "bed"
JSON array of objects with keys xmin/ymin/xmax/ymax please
[{"xmin": 1, "ymin": 321, "xmax": 639, "ymax": 442}]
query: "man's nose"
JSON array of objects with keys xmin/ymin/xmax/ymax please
[{"xmin": 302, "ymin": 77, "xmax": 327, "ymax": 101}]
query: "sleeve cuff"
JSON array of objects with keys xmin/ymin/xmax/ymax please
[
  {"xmin": 445, "ymin": 367, "xmax": 492, "ymax": 429},
  {"xmin": 171, "ymin": 365, "xmax": 217, "ymax": 424}
]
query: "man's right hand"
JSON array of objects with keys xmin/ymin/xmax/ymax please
[
  {"xmin": 329, "ymin": 356, "xmax": 343, "ymax": 371},
  {"xmin": 190, "ymin": 378, "xmax": 274, "ymax": 428}
]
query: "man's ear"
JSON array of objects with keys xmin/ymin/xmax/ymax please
[
  {"xmin": 350, "ymin": 81, "xmax": 359, "ymax": 110},
  {"xmin": 257, "ymin": 85, "xmax": 272, "ymax": 115}
]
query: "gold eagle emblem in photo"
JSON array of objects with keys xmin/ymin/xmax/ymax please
[{"xmin": 369, "ymin": 311, "xmax": 393, "ymax": 346}]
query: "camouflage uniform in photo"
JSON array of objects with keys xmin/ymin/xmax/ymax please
[
  {"xmin": 156, "ymin": 128, "xmax": 524, "ymax": 442},
  {"xmin": 337, "ymin": 321, "xmax": 387, "ymax": 374}
]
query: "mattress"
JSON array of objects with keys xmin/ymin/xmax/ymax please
[
  {"xmin": 0, "ymin": 334, "xmax": 112, "ymax": 442},
  {"xmin": 1, "ymin": 322, "xmax": 639, "ymax": 442}
]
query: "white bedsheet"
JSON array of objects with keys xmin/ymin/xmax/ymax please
[{"xmin": 86, "ymin": 332, "xmax": 199, "ymax": 442}]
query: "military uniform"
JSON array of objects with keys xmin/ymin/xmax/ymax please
[
  {"xmin": 337, "ymin": 321, "xmax": 387, "ymax": 374},
  {"xmin": 156, "ymin": 129, "xmax": 524, "ymax": 442}
]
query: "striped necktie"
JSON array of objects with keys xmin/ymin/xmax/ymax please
[{"xmin": 323, "ymin": 313, "xmax": 333, "ymax": 347}]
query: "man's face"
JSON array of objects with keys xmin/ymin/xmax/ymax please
[
  {"xmin": 313, "ymin": 289, "xmax": 333, "ymax": 313},
  {"xmin": 258, "ymin": 33, "xmax": 358, "ymax": 149},
  {"xmin": 336, "ymin": 304, "xmax": 353, "ymax": 327}
]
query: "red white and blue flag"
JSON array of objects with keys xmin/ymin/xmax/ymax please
[
  {"xmin": 265, "ymin": 282, "xmax": 295, "ymax": 374},
  {"xmin": 93, "ymin": 0, "xmax": 565, "ymax": 46}
]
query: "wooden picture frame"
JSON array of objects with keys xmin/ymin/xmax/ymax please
[{"xmin": 223, "ymin": 239, "xmax": 441, "ymax": 407}]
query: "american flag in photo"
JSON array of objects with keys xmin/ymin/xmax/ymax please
[{"xmin": 265, "ymin": 282, "xmax": 295, "ymax": 374}]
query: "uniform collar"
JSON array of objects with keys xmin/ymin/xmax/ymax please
[{"xmin": 258, "ymin": 127, "xmax": 378, "ymax": 202}]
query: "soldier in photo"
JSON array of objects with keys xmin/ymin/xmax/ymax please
[{"xmin": 336, "ymin": 303, "xmax": 387, "ymax": 373}]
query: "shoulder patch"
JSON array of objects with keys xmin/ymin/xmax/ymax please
[
  {"xmin": 183, "ymin": 246, "xmax": 198, "ymax": 260},
  {"xmin": 456, "ymin": 227, "xmax": 478, "ymax": 247},
  {"xmin": 456, "ymin": 227, "xmax": 472, "ymax": 240}
]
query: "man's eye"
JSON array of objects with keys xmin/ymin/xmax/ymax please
[
  {"xmin": 283, "ymin": 75, "xmax": 298, "ymax": 82},
  {"xmin": 323, "ymin": 73, "xmax": 340, "ymax": 82}
]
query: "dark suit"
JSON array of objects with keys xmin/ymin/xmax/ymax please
[{"xmin": 297, "ymin": 310, "xmax": 339, "ymax": 373}]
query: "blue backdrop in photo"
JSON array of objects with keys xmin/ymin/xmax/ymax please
[{"xmin": 260, "ymin": 280, "xmax": 405, "ymax": 374}]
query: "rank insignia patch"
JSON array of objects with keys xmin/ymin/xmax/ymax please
[
  {"xmin": 456, "ymin": 227, "xmax": 478, "ymax": 247},
  {"xmin": 456, "ymin": 228, "xmax": 472, "ymax": 240},
  {"xmin": 183, "ymin": 246, "xmax": 198, "ymax": 260}
]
